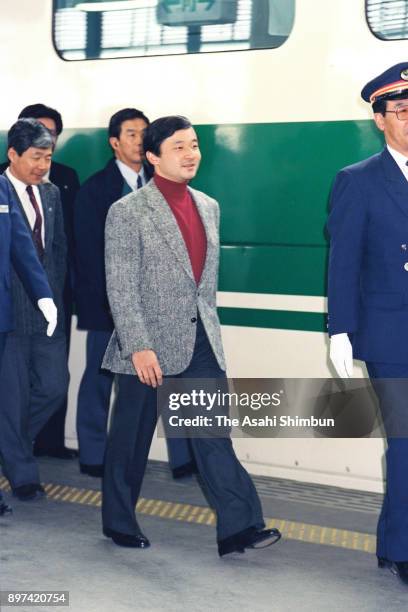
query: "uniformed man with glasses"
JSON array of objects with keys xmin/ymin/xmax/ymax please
[{"xmin": 327, "ymin": 62, "xmax": 408, "ymax": 587}]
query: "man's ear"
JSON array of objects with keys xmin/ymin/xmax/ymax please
[
  {"xmin": 109, "ymin": 136, "xmax": 119, "ymax": 152},
  {"xmin": 373, "ymin": 112, "xmax": 385, "ymax": 132},
  {"xmin": 7, "ymin": 148, "xmax": 18, "ymax": 164},
  {"xmin": 146, "ymin": 151, "xmax": 159, "ymax": 167}
]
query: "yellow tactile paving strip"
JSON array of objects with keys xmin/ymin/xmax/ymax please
[{"xmin": 0, "ymin": 476, "xmax": 376, "ymax": 554}]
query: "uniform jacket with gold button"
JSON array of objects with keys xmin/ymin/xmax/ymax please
[{"xmin": 328, "ymin": 147, "xmax": 408, "ymax": 363}]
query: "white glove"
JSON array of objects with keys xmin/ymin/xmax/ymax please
[
  {"xmin": 329, "ymin": 333, "xmax": 353, "ymax": 378},
  {"xmin": 37, "ymin": 298, "xmax": 58, "ymax": 337}
]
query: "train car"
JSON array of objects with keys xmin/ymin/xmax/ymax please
[{"xmin": 0, "ymin": 0, "xmax": 406, "ymax": 492}]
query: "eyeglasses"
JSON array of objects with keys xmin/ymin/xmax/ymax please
[{"xmin": 385, "ymin": 106, "xmax": 408, "ymax": 121}]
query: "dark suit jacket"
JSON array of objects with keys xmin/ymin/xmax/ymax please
[
  {"xmin": 327, "ymin": 147, "xmax": 408, "ymax": 363},
  {"xmin": 0, "ymin": 160, "xmax": 80, "ymax": 316},
  {"xmin": 74, "ymin": 158, "xmax": 152, "ymax": 331},
  {"xmin": 0, "ymin": 176, "xmax": 52, "ymax": 333},
  {"xmin": 4, "ymin": 176, "xmax": 67, "ymax": 335},
  {"xmin": 49, "ymin": 161, "xmax": 80, "ymax": 301}
]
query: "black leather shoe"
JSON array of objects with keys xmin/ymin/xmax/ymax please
[
  {"xmin": 218, "ymin": 526, "xmax": 281, "ymax": 557},
  {"xmin": 0, "ymin": 500, "xmax": 12, "ymax": 516},
  {"xmin": 103, "ymin": 527, "xmax": 150, "ymax": 549},
  {"xmin": 34, "ymin": 446, "xmax": 79, "ymax": 460},
  {"xmin": 80, "ymin": 463, "xmax": 104, "ymax": 478},
  {"xmin": 171, "ymin": 460, "xmax": 198, "ymax": 479},
  {"xmin": 245, "ymin": 527, "xmax": 282, "ymax": 549},
  {"xmin": 12, "ymin": 483, "xmax": 46, "ymax": 501},
  {"xmin": 378, "ymin": 556, "xmax": 408, "ymax": 585}
]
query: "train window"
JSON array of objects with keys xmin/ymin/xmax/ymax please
[
  {"xmin": 52, "ymin": 0, "xmax": 295, "ymax": 60},
  {"xmin": 366, "ymin": 0, "xmax": 408, "ymax": 40}
]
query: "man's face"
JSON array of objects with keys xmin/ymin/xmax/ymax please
[
  {"xmin": 147, "ymin": 127, "xmax": 201, "ymax": 183},
  {"xmin": 8, "ymin": 146, "xmax": 53, "ymax": 185},
  {"xmin": 374, "ymin": 98, "xmax": 408, "ymax": 156},
  {"xmin": 37, "ymin": 117, "xmax": 58, "ymax": 147},
  {"xmin": 109, "ymin": 118, "xmax": 148, "ymax": 170}
]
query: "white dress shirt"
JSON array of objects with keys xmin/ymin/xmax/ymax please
[
  {"xmin": 6, "ymin": 168, "xmax": 45, "ymax": 247},
  {"xmin": 387, "ymin": 145, "xmax": 408, "ymax": 183},
  {"xmin": 115, "ymin": 159, "xmax": 145, "ymax": 191}
]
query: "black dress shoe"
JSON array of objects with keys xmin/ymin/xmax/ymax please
[
  {"xmin": 12, "ymin": 483, "xmax": 46, "ymax": 501},
  {"xmin": 35, "ymin": 447, "xmax": 79, "ymax": 460},
  {"xmin": 80, "ymin": 463, "xmax": 104, "ymax": 478},
  {"xmin": 0, "ymin": 500, "xmax": 12, "ymax": 516},
  {"xmin": 378, "ymin": 556, "xmax": 408, "ymax": 585},
  {"xmin": 171, "ymin": 460, "xmax": 198, "ymax": 479},
  {"xmin": 245, "ymin": 527, "xmax": 282, "ymax": 549},
  {"xmin": 218, "ymin": 526, "xmax": 282, "ymax": 557},
  {"xmin": 103, "ymin": 527, "xmax": 150, "ymax": 549}
]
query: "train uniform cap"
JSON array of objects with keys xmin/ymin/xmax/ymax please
[{"xmin": 361, "ymin": 62, "xmax": 408, "ymax": 103}]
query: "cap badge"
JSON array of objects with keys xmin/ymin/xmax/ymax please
[{"xmin": 401, "ymin": 69, "xmax": 408, "ymax": 81}]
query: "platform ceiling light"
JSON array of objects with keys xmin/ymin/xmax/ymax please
[{"xmin": 75, "ymin": 0, "xmax": 157, "ymax": 12}]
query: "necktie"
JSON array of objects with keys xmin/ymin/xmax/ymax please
[
  {"xmin": 26, "ymin": 185, "xmax": 44, "ymax": 258},
  {"xmin": 137, "ymin": 174, "xmax": 143, "ymax": 189}
]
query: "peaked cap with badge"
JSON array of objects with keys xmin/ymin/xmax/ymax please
[{"xmin": 361, "ymin": 62, "xmax": 408, "ymax": 103}]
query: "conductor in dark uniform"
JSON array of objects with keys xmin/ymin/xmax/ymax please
[
  {"xmin": 0, "ymin": 174, "xmax": 57, "ymax": 515},
  {"xmin": 328, "ymin": 63, "xmax": 408, "ymax": 585}
]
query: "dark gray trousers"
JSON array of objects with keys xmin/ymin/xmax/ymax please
[
  {"xmin": 102, "ymin": 319, "xmax": 264, "ymax": 541},
  {"xmin": 0, "ymin": 332, "xmax": 69, "ymax": 487}
]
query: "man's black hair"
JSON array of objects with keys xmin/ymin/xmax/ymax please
[
  {"xmin": 108, "ymin": 108, "xmax": 150, "ymax": 139},
  {"xmin": 18, "ymin": 103, "xmax": 63, "ymax": 135},
  {"xmin": 143, "ymin": 116, "xmax": 192, "ymax": 156},
  {"xmin": 8, "ymin": 118, "xmax": 54, "ymax": 156}
]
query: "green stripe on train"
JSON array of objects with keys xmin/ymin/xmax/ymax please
[
  {"xmin": 218, "ymin": 308, "xmax": 326, "ymax": 332},
  {"xmin": 0, "ymin": 120, "xmax": 382, "ymax": 330}
]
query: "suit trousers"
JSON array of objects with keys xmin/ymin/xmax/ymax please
[
  {"xmin": 366, "ymin": 361, "xmax": 408, "ymax": 562},
  {"xmin": 102, "ymin": 318, "xmax": 264, "ymax": 541},
  {"xmin": 77, "ymin": 330, "xmax": 195, "ymax": 469},
  {"xmin": 34, "ymin": 299, "xmax": 73, "ymax": 452},
  {"xmin": 0, "ymin": 331, "xmax": 69, "ymax": 487},
  {"xmin": 76, "ymin": 330, "xmax": 115, "ymax": 465}
]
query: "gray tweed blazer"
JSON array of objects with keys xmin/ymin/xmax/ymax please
[
  {"xmin": 5, "ymin": 177, "xmax": 67, "ymax": 335},
  {"xmin": 102, "ymin": 179, "xmax": 226, "ymax": 376}
]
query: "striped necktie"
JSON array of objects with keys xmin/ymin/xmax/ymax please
[{"xmin": 26, "ymin": 185, "xmax": 44, "ymax": 258}]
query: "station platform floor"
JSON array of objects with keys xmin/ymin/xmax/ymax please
[{"xmin": 0, "ymin": 458, "xmax": 407, "ymax": 612}]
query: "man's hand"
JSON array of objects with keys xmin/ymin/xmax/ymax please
[
  {"xmin": 37, "ymin": 298, "xmax": 58, "ymax": 337},
  {"xmin": 132, "ymin": 349, "xmax": 163, "ymax": 387},
  {"xmin": 330, "ymin": 333, "xmax": 353, "ymax": 378}
]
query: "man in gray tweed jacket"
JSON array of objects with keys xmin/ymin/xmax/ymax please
[{"xmin": 101, "ymin": 116, "xmax": 281, "ymax": 556}]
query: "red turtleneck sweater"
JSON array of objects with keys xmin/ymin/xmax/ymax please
[{"xmin": 154, "ymin": 174, "xmax": 207, "ymax": 285}]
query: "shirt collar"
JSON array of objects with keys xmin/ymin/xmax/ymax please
[
  {"xmin": 5, "ymin": 167, "xmax": 33, "ymax": 199},
  {"xmin": 387, "ymin": 145, "xmax": 408, "ymax": 175},
  {"xmin": 115, "ymin": 159, "xmax": 144, "ymax": 190}
]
